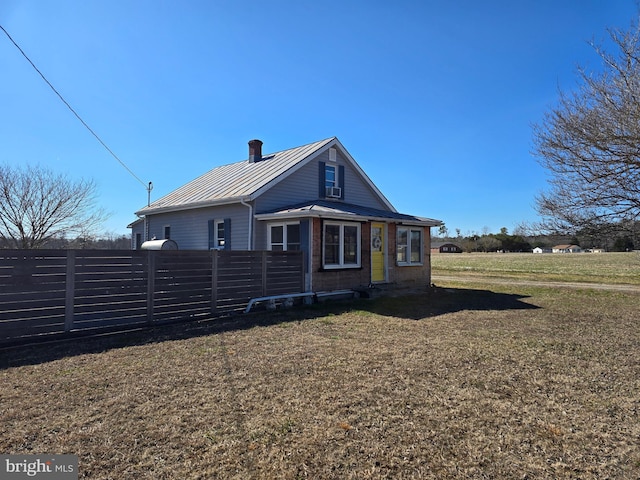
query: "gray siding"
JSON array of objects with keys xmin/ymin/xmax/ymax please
[
  {"xmin": 142, "ymin": 204, "xmax": 251, "ymax": 250},
  {"xmin": 339, "ymin": 148, "xmax": 391, "ymax": 209},
  {"xmin": 133, "ymin": 145, "xmax": 395, "ymax": 252},
  {"xmin": 255, "ymin": 149, "xmax": 390, "ymax": 213},
  {"xmin": 254, "ymin": 221, "xmax": 268, "ymax": 250},
  {"xmin": 130, "ymin": 222, "xmax": 144, "ymax": 249}
]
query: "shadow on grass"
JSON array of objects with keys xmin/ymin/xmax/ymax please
[
  {"xmin": 0, "ymin": 287, "xmax": 539, "ymax": 369},
  {"xmin": 353, "ymin": 286, "xmax": 540, "ymax": 320}
]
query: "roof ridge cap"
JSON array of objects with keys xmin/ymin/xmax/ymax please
[{"xmin": 260, "ymin": 136, "xmax": 336, "ymax": 158}]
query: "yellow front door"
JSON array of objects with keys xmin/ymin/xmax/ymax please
[{"xmin": 371, "ymin": 223, "xmax": 385, "ymax": 283}]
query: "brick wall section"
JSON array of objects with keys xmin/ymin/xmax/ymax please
[
  {"xmin": 387, "ymin": 223, "xmax": 432, "ymax": 287},
  {"xmin": 311, "ymin": 218, "xmax": 371, "ymax": 291},
  {"xmin": 310, "ymin": 218, "xmax": 432, "ymax": 292}
]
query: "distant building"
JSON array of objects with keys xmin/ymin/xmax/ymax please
[
  {"xmin": 533, "ymin": 247, "xmax": 552, "ymax": 254},
  {"xmin": 431, "ymin": 241, "xmax": 463, "ymax": 254},
  {"xmin": 552, "ymin": 244, "xmax": 582, "ymax": 253}
]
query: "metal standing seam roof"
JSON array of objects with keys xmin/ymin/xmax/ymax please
[
  {"xmin": 136, "ymin": 137, "xmax": 336, "ymax": 215},
  {"xmin": 254, "ymin": 200, "xmax": 443, "ymax": 227}
]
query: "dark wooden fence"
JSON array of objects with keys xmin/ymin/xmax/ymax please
[{"xmin": 0, "ymin": 249, "xmax": 304, "ymax": 346}]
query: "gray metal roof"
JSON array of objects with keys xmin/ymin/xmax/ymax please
[
  {"xmin": 254, "ymin": 200, "xmax": 443, "ymax": 227},
  {"xmin": 136, "ymin": 137, "xmax": 336, "ymax": 215}
]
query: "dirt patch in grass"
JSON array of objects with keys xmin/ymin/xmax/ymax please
[{"xmin": 1, "ymin": 285, "xmax": 639, "ymax": 479}]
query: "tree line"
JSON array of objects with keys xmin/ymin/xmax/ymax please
[
  {"xmin": 436, "ymin": 223, "xmax": 638, "ymax": 253},
  {"xmin": 0, "ymin": 233, "xmax": 131, "ymax": 250}
]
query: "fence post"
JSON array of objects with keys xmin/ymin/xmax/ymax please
[
  {"xmin": 211, "ymin": 249, "xmax": 218, "ymax": 313},
  {"xmin": 300, "ymin": 251, "xmax": 305, "ymax": 293},
  {"xmin": 64, "ymin": 250, "xmax": 75, "ymax": 332},
  {"xmin": 146, "ymin": 250, "xmax": 155, "ymax": 324},
  {"xmin": 261, "ymin": 251, "xmax": 268, "ymax": 296}
]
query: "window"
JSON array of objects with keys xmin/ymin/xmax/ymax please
[
  {"xmin": 208, "ymin": 219, "xmax": 229, "ymax": 249},
  {"xmin": 324, "ymin": 164, "xmax": 343, "ymax": 198},
  {"xmin": 216, "ymin": 221, "xmax": 225, "ymax": 248},
  {"xmin": 163, "ymin": 225, "xmax": 171, "ymax": 239},
  {"xmin": 323, "ymin": 222, "xmax": 360, "ymax": 268},
  {"xmin": 135, "ymin": 233, "xmax": 142, "ymax": 250},
  {"xmin": 319, "ymin": 162, "xmax": 344, "ymax": 199},
  {"xmin": 268, "ymin": 223, "xmax": 300, "ymax": 251},
  {"xmin": 397, "ymin": 227, "xmax": 423, "ymax": 265},
  {"xmin": 325, "ymin": 164, "xmax": 337, "ymax": 189}
]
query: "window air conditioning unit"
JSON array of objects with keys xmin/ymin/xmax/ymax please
[{"xmin": 325, "ymin": 186, "xmax": 342, "ymax": 198}]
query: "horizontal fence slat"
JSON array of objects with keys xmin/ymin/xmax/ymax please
[
  {"xmin": 0, "ymin": 289, "xmax": 64, "ymax": 300},
  {"xmin": 0, "ymin": 249, "xmax": 304, "ymax": 346},
  {"xmin": 74, "ymin": 300, "xmax": 148, "ymax": 314},
  {"xmin": 0, "ymin": 304, "xmax": 66, "ymax": 322},
  {"xmin": 1, "ymin": 319, "xmax": 66, "ymax": 339},
  {"xmin": 71, "ymin": 315, "xmax": 148, "ymax": 330}
]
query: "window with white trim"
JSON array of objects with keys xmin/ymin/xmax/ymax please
[
  {"xmin": 268, "ymin": 223, "xmax": 300, "ymax": 251},
  {"xmin": 325, "ymin": 164, "xmax": 337, "ymax": 189},
  {"xmin": 215, "ymin": 221, "xmax": 225, "ymax": 248},
  {"xmin": 320, "ymin": 161, "xmax": 344, "ymax": 199},
  {"xmin": 208, "ymin": 219, "xmax": 226, "ymax": 249},
  {"xmin": 397, "ymin": 227, "xmax": 423, "ymax": 265},
  {"xmin": 323, "ymin": 221, "xmax": 360, "ymax": 268}
]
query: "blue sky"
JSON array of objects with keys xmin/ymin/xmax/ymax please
[{"xmin": 1, "ymin": 1, "xmax": 637, "ymax": 237}]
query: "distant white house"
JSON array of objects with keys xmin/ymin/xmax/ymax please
[
  {"xmin": 533, "ymin": 247, "xmax": 552, "ymax": 254},
  {"xmin": 552, "ymin": 244, "xmax": 582, "ymax": 253}
]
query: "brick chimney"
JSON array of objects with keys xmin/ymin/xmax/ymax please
[{"xmin": 248, "ymin": 139, "xmax": 263, "ymax": 163}]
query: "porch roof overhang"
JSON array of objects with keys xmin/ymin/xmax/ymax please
[{"xmin": 254, "ymin": 200, "xmax": 443, "ymax": 227}]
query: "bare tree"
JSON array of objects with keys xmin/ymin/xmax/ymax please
[
  {"xmin": 0, "ymin": 164, "xmax": 109, "ymax": 248},
  {"xmin": 532, "ymin": 18, "xmax": 640, "ymax": 234}
]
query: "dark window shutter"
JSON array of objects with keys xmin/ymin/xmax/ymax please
[
  {"xmin": 319, "ymin": 161, "xmax": 326, "ymax": 198},
  {"xmin": 208, "ymin": 220, "xmax": 216, "ymax": 249},
  {"xmin": 299, "ymin": 219, "xmax": 310, "ymax": 255},
  {"xmin": 338, "ymin": 165, "xmax": 345, "ymax": 199},
  {"xmin": 224, "ymin": 218, "xmax": 231, "ymax": 250},
  {"xmin": 299, "ymin": 219, "xmax": 310, "ymax": 279}
]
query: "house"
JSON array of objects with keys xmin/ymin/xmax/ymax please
[
  {"xmin": 130, "ymin": 137, "xmax": 442, "ymax": 293},
  {"xmin": 533, "ymin": 247, "xmax": 552, "ymax": 254},
  {"xmin": 552, "ymin": 244, "xmax": 582, "ymax": 253},
  {"xmin": 431, "ymin": 241, "xmax": 463, "ymax": 253}
]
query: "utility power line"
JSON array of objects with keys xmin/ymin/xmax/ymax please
[{"xmin": 0, "ymin": 24, "xmax": 150, "ymax": 192}]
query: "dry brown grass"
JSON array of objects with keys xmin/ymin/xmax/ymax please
[
  {"xmin": 432, "ymin": 251, "xmax": 640, "ymax": 285},
  {"xmin": 1, "ymin": 283, "xmax": 639, "ymax": 479}
]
